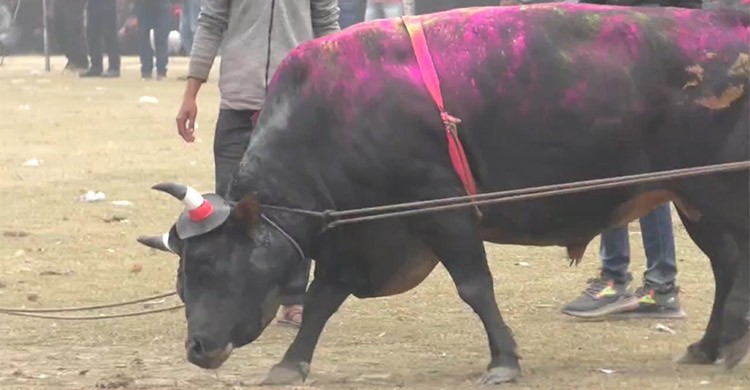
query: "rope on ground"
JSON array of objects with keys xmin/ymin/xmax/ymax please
[
  {"xmin": 0, "ymin": 304, "xmax": 184, "ymax": 320},
  {"xmin": 0, "ymin": 291, "xmax": 178, "ymax": 313}
]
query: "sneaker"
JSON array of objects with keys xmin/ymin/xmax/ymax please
[
  {"xmin": 561, "ymin": 274, "xmax": 637, "ymax": 318},
  {"xmin": 609, "ymin": 284, "xmax": 686, "ymax": 319}
]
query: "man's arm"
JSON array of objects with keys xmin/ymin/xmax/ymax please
[
  {"xmin": 310, "ymin": 0, "xmax": 341, "ymax": 38},
  {"xmin": 177, "ymin": 0, "xmax": 230, "ymax": 142},
  {"xmin": 187, "ymin": 0, "xmax": 230, "ymax": 82}
]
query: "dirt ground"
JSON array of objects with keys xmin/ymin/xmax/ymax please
[{"xmin": 0, "ymin": 56, "xmax": 748, "ymax": 390}]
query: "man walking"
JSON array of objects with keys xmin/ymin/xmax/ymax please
[
  {"xmin": 133, "ymin": 0, "xmax": 171, "ymax": 79},
  {"xmin": 80, "ymin": 0, "xmax": 121, "ymax": 78},
  {"xmin": 174, "ymin": 0, "xmax": 341, "ymax": 328},
  {"xmin": 53, "ymin": 0, "xmax": 88, "ymax": 72},
  {"xmin": 561, "ymin": 0, "xmax": 703, "ymax": 319}
]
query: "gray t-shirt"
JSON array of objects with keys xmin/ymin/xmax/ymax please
[{"xmin": 188, "ymin": 0, "xmax": 341, "ymax": 111}]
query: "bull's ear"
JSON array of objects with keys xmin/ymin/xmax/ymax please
[{"xmin": 233, "ymin": 194, "xmax": 262, "ymax": 230}]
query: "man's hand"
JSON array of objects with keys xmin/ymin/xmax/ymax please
[
  {"xmin": 176, "ymin": 78, "xmax": 203, "ymax": 143},
  {"xmin": 176, "ymin": 98, "xmax": 198, "ymax": 142}
]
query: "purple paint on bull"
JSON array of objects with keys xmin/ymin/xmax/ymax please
[{"xmin": 268, "ymin": 3, "xmax": 749, "ymax": 122}]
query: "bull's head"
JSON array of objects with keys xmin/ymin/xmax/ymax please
[{"xmin": 137, "ymin": 183, "xmax": 300, "ymax": 369}]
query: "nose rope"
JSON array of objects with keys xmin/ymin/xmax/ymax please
[{"xmin": 260, "ymin": 214, "xmax": 306, "ymax": 263}]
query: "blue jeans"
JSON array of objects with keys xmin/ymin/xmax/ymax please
[
  {"xmin": 600, "ymin": 203, "xmax": 677, "ymax": 290},
  {"xmin": 134, "ymin": 1, "xmax": 170, "ymax": 76},
  {"xmin": 180, "ymin": 0, "xmax": 201, "ymax": 55}
]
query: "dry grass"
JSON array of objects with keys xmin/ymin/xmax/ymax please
[{"xmin": 0, "ymin": 56, "xmax": 748, "ymax": 390}]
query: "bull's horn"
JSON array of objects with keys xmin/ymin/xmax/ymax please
[
  {"xmin": 137, "ymin": 233, "xmax": 175, "ymax": 253},
  {"xmin": 152, "ymin": 182, "xmax": 214, "ymax": 221}
]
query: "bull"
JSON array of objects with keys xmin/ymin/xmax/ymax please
[{"xmin": 137, "ymin": 3, "xmax": 750, "ymax": 385}]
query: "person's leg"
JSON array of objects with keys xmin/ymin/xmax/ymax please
[
  {"xmin": 101, "ymin": 0, "xmax": 120, "ymax": 76},
  {"xmin": 180, "ymin": 0, "xmax": 199, "ymax": 55},
  {"xmin": 614, "ymin": 204, "xmax": 686, "ymax": 318},
  {"xmin": 382, "ymin": 3, "xmax": 404, "ymax": 18},
  {"xmin": 213, "ymin": 110, "xmax": 255, "ymax": 198},
  {"xmin": 561, "ymin": 225, "xmax": 635, "ymax": 318},
  {"xmin": 52, "ymin": 0, "xmax": 72, "ymax": 68},
  {"xmin": 278, "ymin": 259, "xmax": 312, "ymax": 327},
  {"xmin": 134, "ymin": 3, "xmax": 155, "ymax": 79},
  {"xmin": 69, "ymin": 0, "xmax": 90, "ymax": 69},
  {"xmin": 364, "ymin": 2, "xmax": 379, "ymax": 21},
  {"xmin": 153, "ymin": 2, "xmax": 171, "ymax": 78},
  {"xmin": 82, "ymin": 1, "xmax": 103, "ymax": 76}
]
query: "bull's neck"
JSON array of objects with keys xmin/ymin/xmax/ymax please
[{"xmin": 227, "ymin": 150, "xmax": 331, "ymax": 257}]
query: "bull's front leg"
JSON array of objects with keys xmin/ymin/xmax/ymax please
[
  {"xmin": 261, "ymin": 278, "xmax": 350, "ymax": 385},
  {"xmin": 417, "ymin": 211, "xmax": 521, "ymax": 384}
]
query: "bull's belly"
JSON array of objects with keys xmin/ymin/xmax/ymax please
[{"xmin": 477, "ymin": 189, "xmax": 700, "ymax": 258}]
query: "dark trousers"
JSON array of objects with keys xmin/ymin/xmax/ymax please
[
  {"xmin": 214, "ymin": 110, "xmax": 311, "ymax": 306},
  {"xmin": 134, "ymin": 0, "xmax": 171, "ymax": 76},
  {"xmin": 86, "ymin": 0, "xmax": 120, "ymax": 71},
  {"xmin": 53, "ymin": 0, "xmax": 88, "ymax": 68}
]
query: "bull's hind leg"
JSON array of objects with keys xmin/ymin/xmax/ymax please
[
  {"xmin": 675, "ymin": 211, "xmax": 740, "ymax": 365},
  {"xmin": 416, "ymin": 211, "xmax": 521, "ymax": 384},
  {"xmin": 717, "ymin": 235, "xmax": 750, "ymax": 370}
]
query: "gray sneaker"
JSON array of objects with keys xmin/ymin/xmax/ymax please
[
  {"xmin": 561, "ymin": 274, "xmax": 637, "ymax": 318},
  {"xmin": 608, "ymin": 284, "xmax": 686, "ymax": 319}
]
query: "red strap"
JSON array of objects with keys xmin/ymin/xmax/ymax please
[
  {"xmin": 402, "ymin": 16, "xmax": 478, "ymax": 196},
  {"xmin": 189, "ymin": 200, "xmax": 214, "ymax": 221}
]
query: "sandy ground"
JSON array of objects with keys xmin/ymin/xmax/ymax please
[{"xmin": 0, "ymin": 56, "xmax": 748, "ymax": 390}]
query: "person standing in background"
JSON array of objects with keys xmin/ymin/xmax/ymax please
[
  {"xmin": 133, "ymin": 0, "xmax": 171, "ymax": 80},
  {"xmin": 180, "ymin": 0, "xmax": 201, "ymax": 55},
  {"xmin": 53, "ymin": 0, "xmax": 89, "ymax": 72},
  {"xmin": 81, "ymin": 0, "xmax": 121, "ymax": 78}
]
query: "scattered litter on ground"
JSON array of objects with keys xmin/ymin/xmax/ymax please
[
  {"xmin": 515, "ymin": 261, "xmax": 530, "ymax": 267},
  {"xmin": 14, "ymin": 249, "xmax": 25, "ymax": 257},
  {"xmin": 79, "ymin": 191, "xmax": 106, "ymax": 203},
  {"xmin": 699, "ymin": 380, "xmax": 711, "ymax": 385},
  {"xmin": 138, "ymin": 96, "xmax": 159, "ymax": 104},
  {"xmin": 39, "ymin": 270, "xmax": 74, "ymax": 276},
  {"xmin": 111, "ymin": 200, "xmax": 133, "ymax": 207},
  {"xmin": 654, "ymin": 323, "xmax": 676, "ymax": 334},
  {"xmin": 22, "ymin": 158, "xmax": 41, "ymax": 167},
  {"xmin": 597, "ymin": 368, "xmax": 615, "ymax": 375},
  {"xmin": 101, "ymin": 215, "xmax": 129, "ymax": 224},
  {"xmin": 3, "ymin": 230, "xmax": 30, "ymax": 237}
]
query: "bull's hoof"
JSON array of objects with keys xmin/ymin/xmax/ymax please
[
  {"xmin": 480, "ymin": 366, "xmax": 521, "ymax": 385},
  {"xmin": 261, "ymin": 361, "xmax": 310, "ymax": 386},
  {"xmin": 675, "ymin": 342, "xmax": 715, "ymax": 365},
  {"xmin": 716, "ymin": 331, "xmax": 750, "ymax": 371}
]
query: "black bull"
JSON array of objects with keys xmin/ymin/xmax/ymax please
[{"xmin": 138, "ymin": 4, "xmax": 750, "ymax": 385}]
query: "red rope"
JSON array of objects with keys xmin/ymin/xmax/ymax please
[{"xmin": 402, "ymin": 16, "xmax": 478, "ymax": 196}]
